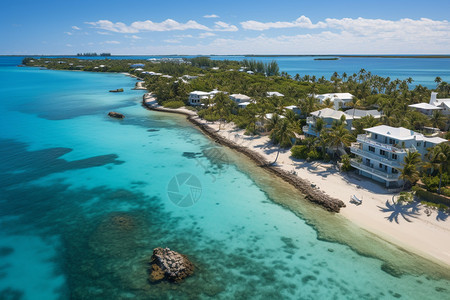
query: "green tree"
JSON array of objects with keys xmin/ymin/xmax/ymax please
[
  {"xmin": 399, "ymin": 151, "xmax": 422, "ymax": 189},
  {"xmin": 424, "ymin": 143, "xmax": 450, "ymax": 193},
  {"xmin": 270, "ymin": 118, "xmax": 295, "ymax": 164}
]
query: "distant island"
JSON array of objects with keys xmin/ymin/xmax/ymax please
[
  {"xmin": 77, "ymin": 52, "xmax": 111, "ymax": 57},
  {"xmin": 314, "ymin": 57, "xmax": 339, "ymax": 61}
]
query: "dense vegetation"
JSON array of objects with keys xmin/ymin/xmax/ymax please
[{"xmin": 23, "ymin": 57, "xmax": 449, "ymax": 203}]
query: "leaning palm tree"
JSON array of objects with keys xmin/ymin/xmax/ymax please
[
  {"xmin": 399, "ymin": 151, "xmax": 422, "ymax": 189},
  {"xmin": 270, "ymin": 119, "xmax": 295, "ymax": 165},
  {"xmin": 424, "ymin": 143, "xmax": 450, "ymax": 193}
]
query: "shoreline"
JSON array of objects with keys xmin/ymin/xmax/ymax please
[
  {"xmin": 141, "ymin": 94, "xmax": 450, "ymax": 269},
  {"xmin": 141, "ymin": 95, "xmax": 345, "ymax": 213}
]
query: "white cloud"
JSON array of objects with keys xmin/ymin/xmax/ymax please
[
  {"xmin": 204, "ymin": 14, "xmax": 219, "ymax": 18},
  {"xmin": 86, "ymin": 19, "xmax": 210, "ymax": 33},
  {"xmin": 125, "ymin": 35, "xmax": 142, "ymax": 39},
  {"xmin": 72, "ymin": 26, "xmax": 81, "ymax": 30},
  {"xmin": 104, "ymin": 40, "xmax": 120, "ymax": 44},
  {"xmin": 66, "ymin": 44, "xmax": 72, "ymax": 47},
  {"xmin": 214, "ymin": 21, "xmax": 238, "ymax": 32},
  {"xmin": 241, "ymin": 16, "xmax": 326, "ymax": 30},
  {"xmin": 174, "ymin": 34, "xmax": 193, "ymax": 38},
  {"xmin": 97, "ymin": 31, "xmax": 111, "ymax": 35},
  {"xmin": 164, "ymin": 39, "xmax": 181, "ymax": 43},
  {"xmin": 65, "ymin": 32, "xmax": 73, "ymax": 35},
  {"xmin": 199, "ymin": 32, "xmax": 216, "ymax": 38}
]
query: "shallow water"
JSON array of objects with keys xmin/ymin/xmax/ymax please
[{"xmin": 0, "ymin": 58, "xmax": 449, "ymax": 299}]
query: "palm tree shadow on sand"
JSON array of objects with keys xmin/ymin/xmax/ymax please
[
  {"xmin": 436, "ymin": 210, "xmax": 449, "ymax": 222},
  {"xmin": 377, "ymin": 200, "xmax": 421, "ymax": 224}
]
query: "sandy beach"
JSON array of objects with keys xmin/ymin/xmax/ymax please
[{"xmin": 143, "ymin": 98, "xmax": 450, "ymax": 268}]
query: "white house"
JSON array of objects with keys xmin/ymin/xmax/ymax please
[
  {"xmin": 189, "ymin": 91, "xmax": 211, "ymax": 106},
  {"xmin": 303, "ymin": 108, "xmax": 353, "ymax": 137},
  {"xmin": 188, "ymin": 90, "xmax": 227, "ymax": 106},
  {"xmin": 267, "ymin": 91, "xmax": 284, "ymax": 97},
  {"xmin": 350, "ymin": 125, "xmax": 447, "ymax": 188},
  {"xmin": 303, "ymin": 108, "xmax": 381, "ymax": 137},
  {"xmin": 409, "ymin": 92, "xmax": 450, "ymax": 116},
  {"xmin": 315, "ymin": 93, "xmax": 354, "ymax": 110},
  {"xmin": 229, "ymin": 93, "xmax": 251, "ymax": 103}
]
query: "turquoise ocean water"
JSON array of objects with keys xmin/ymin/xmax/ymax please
[
  {"xmin": 0, "ymin": 56, "xmax": 449, "ymax": 299},
  {"xmin": 26, "ymin": 55, "xmax": 450, "ymax": 88}
]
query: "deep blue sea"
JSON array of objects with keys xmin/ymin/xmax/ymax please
[
  {"xmin": 0, "ymin": 56, "xmax": 449, "ymax": 299},
  {"xmin": 17, "ymin": 55, "xmax": 450, "ymax": 88}
]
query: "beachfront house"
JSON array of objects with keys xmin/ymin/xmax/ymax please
[
  {"xmin": 188, "ymin": 90, "xmax": 227, "ymax": 106},
  {"xmin": 229, "ymin": 93, "xmax": 252, "ymax": 104},
  {"xmin": 189, "ymin": 91, "xmax": 211, "ymax": 106},
  {"xmin": 344, "ymin": 109, "xmax": 382, "ymax": 120},
  {"xmin": 350, "ymin": 125, "xmax": 447, "ymax": 188},
  {"xmin": 315, "ymin": 93, "xmax": 354, "ymax": 110},
  {"xmin": 303, "ymin": 108, "xmax": 353, "ymax": 137}
]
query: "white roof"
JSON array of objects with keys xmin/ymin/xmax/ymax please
[
  {"xmin": 409, "ymin": 103, "xmax": 443, "ymax": 110},
  {"xmin": 285, "ymin": 105, "xmax": 299, "ymax": 110},
  {"xmin": 267, "ymin": 91, "xmax": 284, "ymax": 97},
  {"xmin": 365, "ymin": 125, "xmax": 447, "ymax": 144},
  {"xmin": 311, "ymin": 108, "xmax": 352, "ymax": 120},
  {"xmin": 316, "ymin": 93, "xmax": 354, "ymax": 101},
  {"xmin": 344, "ymin": 109, "xmax": 382, "ymax": 118},
  {"xmin": 265, "ymin": 113, "xmax": 285, "ymax": 120},
  {"xmin": 230, "ymin": 93, "xmax": 251, "ymax": 100},
  {"xmin": 238, "ymin": 102, "xmax": 251, "ymax": 107},
  {"xmin": 190, "ymin": 91, "xmax": 210, "ymax": 96}
]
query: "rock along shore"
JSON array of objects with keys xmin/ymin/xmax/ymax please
[{"xmin": 142, "ymin": 94, "xmax": 345, "ymax": 213}]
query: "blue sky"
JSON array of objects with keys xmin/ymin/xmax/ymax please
[{"xmin": 1, "ymin": 0, "xmax": 449, "ymax": 55}]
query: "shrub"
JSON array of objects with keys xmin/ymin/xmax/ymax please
[
  {"xmin": 398, "ymin": 192, "xmax": 413, "ymax": 203},
  {"xmin": 163, "ymin": 100, "xmax": 185, "ymax": 109},
  {"xmin": 307, "ymin": 149, "xmax": 321, "ymax": 161},
  {"xmin": 291, "ymin": 145, "xmax": 308, "ymax": 159}
]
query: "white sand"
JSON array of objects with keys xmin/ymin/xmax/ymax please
[
  {"xmin": 191, "ymin": 117, "xmax": 450, "ymax": 267},
  {"xmin": 141, "ymin": 100, "xmax": 450, "ymax": 267}
]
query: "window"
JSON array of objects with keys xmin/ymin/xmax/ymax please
[
  {"xmin": 369, "ymin": 146, "xmax": 375, "ymax": 152},
  {"xmin": 417, "ymin": 142, "xmax": 421, "ymax": 147},
  {"xmin": 374, "ymin": 134, "xmax": 378, "ymax": 140},
  {"xmin": 379, "ymin": 163, "xmax": 383, "ymax": 168},
  {"xmin": 380, "ymin": 149, "xmax": 386, "ymax": 156},
  {"xmin": 389, "ymin": 138, "xmax": 395, "ymax": 145},
  {"xmin": 392, "ymin": 154, "xmax": 398, "ymax": 160},
  {"xmin": 392, "ymin": 169, "xmax": 398, "ymax": 174}
]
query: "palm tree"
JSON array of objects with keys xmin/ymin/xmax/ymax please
[
  {"xmin": 399, "ymin": 151, "xmax": 422, "ymax": 189},
  {"xmin": 424, "ymin": 143, "xmax": 450, "ymax": 193},
  {"xmin": 327, "ymin": 125, "xmax": 353, "ymax": 157},
  {"xmin": 430, "ymin": 110, "xmax": 446, "ymax": 130},
  {"xmin": 270, "ymin": 119, "xmax": 295, "ymax": 164},
  {"xmin": 434, "ymin": 76, "xmax": 442, "ymax": 87}
]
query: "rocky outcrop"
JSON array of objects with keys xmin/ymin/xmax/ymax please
[
  {"xmin": 108, "ymin": 111, "xmax": 125, "ymax": 119},
  {"xmin": 149, "ymin": 247, "xmax": 194, "ymax": 283}
]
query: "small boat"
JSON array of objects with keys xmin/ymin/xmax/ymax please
[
  {"xmin": 350, "ymin": 195, "xmax": 362, "ymax": 205},
  {"xmin": 109, "ymin": 88, "xmax": 124, "ymax": 93}
]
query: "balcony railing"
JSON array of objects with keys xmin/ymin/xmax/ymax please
[
  {"xmin": 350, "ymin": 146, "xmax": 402, "ymax": 168},
  {"xmin": 306, "ymin": 116, "xmax": 315, "ymax": 125},
  {"xmin": 350, "ymin": 159, "xmax": 400, "ymax": 181},
  {"xmin": 356, "ymin": 134, "xmax": 415, "ymax": 154}
]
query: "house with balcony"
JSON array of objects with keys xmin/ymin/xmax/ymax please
[
  {"xmin": 188, "ymin": 89, "xmax": 227, "ymax": 106},
  {"xmin": 303, "ymin": 108, "xmax": 353, "ymax": 137},
  {"xmin": 188, "ymin": 91, "xmax": 211, "ymax": 106},
  {"xmin": 350, "ymin": 125, "xmax": 447, "ymax": 188}
]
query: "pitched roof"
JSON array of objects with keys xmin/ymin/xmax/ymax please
[
  {"xmin": 344, "ymin": 109, "xmax": 382, "ymax": 118},
  {"xmin": 364, "ymin": 125, "xmax": 420, "ymax": 140},
  {"xmin": 311, "ymin": 108, "xmax": 352, "ymax": 120},
  {"xmin": 408, "ymin": 103, "xmax": 443, "ymax": 110}
]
